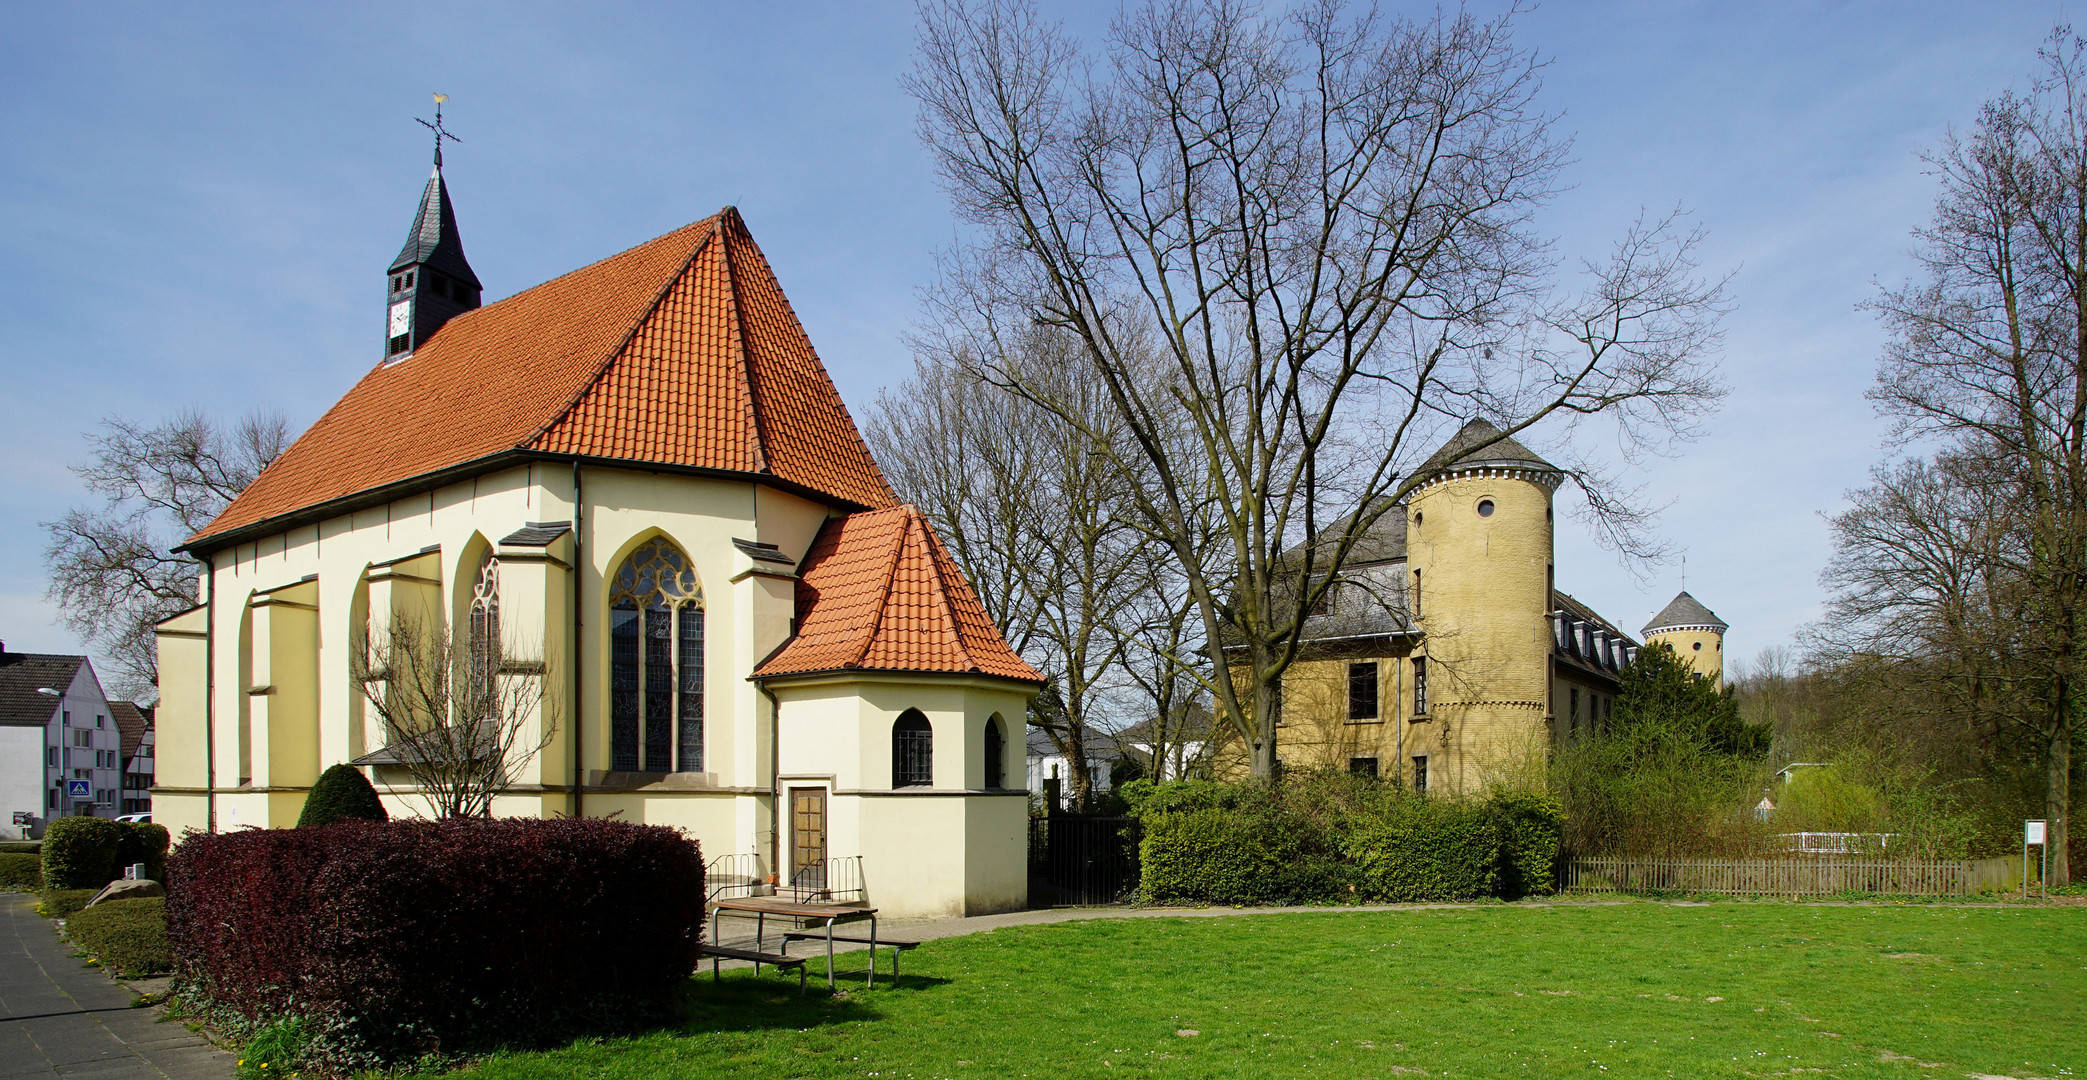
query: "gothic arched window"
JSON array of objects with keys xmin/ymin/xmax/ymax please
[
  {"xmin": 983, "ymin": 714, "xmax": 1006, "ymax": 789},
  {"xmin": 465, "ymin": 555, "xmax": 501, "ymax": 720},
  {"xmin": 609, "ymin": 538, "xmax": 704, "ymax": 772},
  {"xmin": 892, "ymin": 710, "xmax": 933, "ymax": 788}
]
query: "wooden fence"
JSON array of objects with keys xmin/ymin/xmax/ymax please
[{"xmin": 1564, "ymin": 854, "xmax": 2022, "ymax": 897}]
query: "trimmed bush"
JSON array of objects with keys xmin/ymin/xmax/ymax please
[
  {"xmin": 296, "ymin": 764, "xmax": 388, "ymax": 827},
  {"xmin": 115, "ymin": 822, "xmax": 171, "ymax": 883},
  {"xmin": 42, "ymin": 817, "xmax": 123, "ymax": 889},
  {"xmin": 65, "ymin": 896, "xmax": 172, "ymax": 977},
  {"xmin": 1344, "ymin": 799, "xmax": 1500, "ymax": 902},
  {"xmin": 1140, "ymin": 809, "xmax": 1351, "ymax": 905},
  {"xmin": 0, "ymin": 841, "xmax": 41, "ymax": 854},
  {"xmin": 1491, "ymin": 791, "xmax": 1565, "ymax": 898},
  {"xmin": 168, "ymin": 817, "xmax": 704, "ymax": 1070},
  {"xmin": 38, "ymin": 889, "xmax": 98, "ymax": 919},
  {"xmin": 0, "ymin": 852, "xmax": 41, "ymax": 891}
]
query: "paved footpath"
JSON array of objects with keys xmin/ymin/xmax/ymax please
[{"xmin": 0, "ymin": 895, "xmax": 231, "ymax": 1080}]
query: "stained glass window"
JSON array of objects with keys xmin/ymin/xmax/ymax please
[{"xmin": 608, "ymin": 538, "xmax": 705, "ymax": 772}]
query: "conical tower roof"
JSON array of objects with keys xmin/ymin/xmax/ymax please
[
  {"xmin": 390, "ymin": 165, "xmax": 481, "ymax": 289},
  {"xmin": 1643, "ymin": 591, "xmax": 1727, "ymax": 635},
  {"xmin": 1417, "ymin": 419, "xmax": 1558, "ymax": 479}
]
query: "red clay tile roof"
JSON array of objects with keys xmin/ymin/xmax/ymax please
[
  {"xmin": 186, "ymin": 208, "xmax": 894, "ymax": 549},
  {"xmin": 754, "ymin": 506, "xmax": 1044, "ymax": 685}
]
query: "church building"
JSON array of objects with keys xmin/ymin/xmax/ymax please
[
  {"xmin": 1256, "ymin": 421, "xmax": 1728, "ymax": 794},
  {"xmin": 152, "ymin": 148, "xmax": 1042, "ymax": 918}
]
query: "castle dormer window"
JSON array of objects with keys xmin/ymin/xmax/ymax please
[{"xmin": 1476, "ymin": 499, "xmax": 1495, "ymax": 517}]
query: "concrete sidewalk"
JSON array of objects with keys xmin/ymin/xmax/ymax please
[{"xmin": 0, "ymin": 894, "xmax": 231, "ymax": 1080}]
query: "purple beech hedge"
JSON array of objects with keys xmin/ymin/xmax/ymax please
[{"xmin": 167, "ymin": 817, "xmax": 704, "ymax": 1064}]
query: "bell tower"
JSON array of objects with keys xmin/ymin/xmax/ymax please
[{"xmin": 385, "ymin": 95, "xmax": 482, "ymax": 360}]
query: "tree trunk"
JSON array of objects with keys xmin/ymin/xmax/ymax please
[
  {"xmin": 1250, "ymin": 670, "xmax": 1281, "ymax": 778},
  {"xmin": 2051, "ymin": 703, "xmax": 2073, "ymax": 885}
]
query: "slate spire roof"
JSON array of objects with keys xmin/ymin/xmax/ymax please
[
  {"xmin": 1643, "ymin": 591, "xmax": 1728, "ymax": 634},
  {"xmin": 391, "ymin": 165, "xmax": 482, "ymax": 288},
  {"xmin": 754, "ymin": 505, "xmax": 1045, "ymax": 685},
  {"xmin": 188, "ymin": 208, "xmax": 896, "ymax": 550},
  {"xmin": 1417, "ymin": 419, "xmax": 1558, "ymax": 479}
]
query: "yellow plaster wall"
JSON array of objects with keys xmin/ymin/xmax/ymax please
[
  {"xmin": 1646, "ymin": 630, "xmax": 1724, "ymax": 687},
  {"xmin": 1403, "ymin": 472, "xmax": 1555, "ymax": 795}
]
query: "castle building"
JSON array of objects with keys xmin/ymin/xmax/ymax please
[
  {"xmin": 152, "ymin": 150, "xmax": 1041, "ymax": 918},
  {"xmin": 1259, "ymin": 421, "xmax": 1717, "ymax": 795},
  {"xmin": 1641, "ymin": 591, "xmax": 1728, "ymax": 687}
]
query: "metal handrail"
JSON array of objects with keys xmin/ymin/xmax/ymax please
[
  {"xmin": 783, "ymin": 855, "xmax": 865, "ymax": 904},
  {"xmin": 706, "ymin": 851, "xmax": 767, "ymax": 902}
]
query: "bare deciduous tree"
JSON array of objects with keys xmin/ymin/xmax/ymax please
[
  {"xmin": 907, "ymin": 0, "xmax": 1727, "ymax": 775},
  {"xmin": 353, "ymin": 616, "xmax": 559, "ymax": 819},
  {"xmin": 1818, "ymin": 28, "xmax": 2087, "ymax": 883},
  {"xmin": 43, "ymin": 409, "xmax": 288, "ymax": 698}
]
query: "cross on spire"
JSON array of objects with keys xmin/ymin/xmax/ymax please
[{"xmin": 417, "ymin": 92, "xmax": 461, "ymax": 168}]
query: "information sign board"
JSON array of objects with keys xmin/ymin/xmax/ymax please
[{"xmin": 2027, "ymin": 820, "xmax": 2048, "ymax": 845}]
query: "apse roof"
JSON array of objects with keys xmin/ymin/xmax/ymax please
[
  {"xmin": 754, "ymin": 505, "xmax": 1045, "ymax": 685},
  {"xmin": 185, "ymin": 208, "xmax": 895, "ymax": 552},
  {"xmin": 1643, "ymin": 591, "xmax": 1728, "ymax": 634}
]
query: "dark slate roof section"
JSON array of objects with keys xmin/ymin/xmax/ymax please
[
  {"xmin": 390, "ymin": 166, "xmax": 482, "ymax": 287},
  {"xmin": 1643, "ymin": 591, "xmax": 1728, "ymax": 634},
  {"xmin": 500, "ymin": 520, "xmax": 573, "ymax": 547},
  {"xmin": 733, "ymin": 538, "xmax": 795, "ymax": 565},
  {"xmin": 1418, "ymin": 419, "xmax": 1558, "ymax": 479},
  {"xmin": 0, "ymin": 652, "xmax": 83, "ymax": 727},
  {"xmin": 1555, "ymin": 590, "xmax": 1635, "ymax": 645},
  {"xmin": 112, "ymin": 701, "xmax": 149, "ymax": 761}
]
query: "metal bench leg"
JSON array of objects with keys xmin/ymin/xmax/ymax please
[{"xmin": 867, "ymin": 915, "xmax": 877, "ymax": 989}]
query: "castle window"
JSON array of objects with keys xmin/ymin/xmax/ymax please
[
  {"xmin": 1693, "ymin": 641, "xmax": 1702, "ymax": 651},
  {"xmin": 1476, "ymin": 499, "xmax": 1495, "ymax": 517},
  {"xmin": 1411, "ymin": 569, "xmax": 1422, "ymax": 616},
  {"xmin": 893, "ymin": 710, "xmax": 933, "ymax": 788},
  {"xmin": 984, "ymin": 714, "xmax": 1006, "ymax": 789},
  {"xmin": 1349, "ymin": 757, "xmax": 1378, "ymax": 777},
  {"xmin": 1411, "ymin": 657, "xmax": 1428, "ymax": 716},
  {"xmin": 1570, "ymin": 687, "xmax": 1580, "ymax": 730},
  {"xmin": 1347, "ymin": 662, "xmax": 1379, "ymax": 721},
  {"xmin": 1412, "ymin": 756, "xmax": 1429, "ymax": 792},
  {"xmin": 609, "ymin": 538, "xmax": 705, "ymax": 773}
]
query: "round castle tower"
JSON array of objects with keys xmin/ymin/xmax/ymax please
[
  {"xmin": 1405, "ymin": 420, "xmax": 1561, "ymax": 794},
  {"xmin": 1642, "ymin": 591, "xmax": 1728, "ymax": 687}
]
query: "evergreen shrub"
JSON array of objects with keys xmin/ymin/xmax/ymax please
[
  {"xmin": 41, "ymin": 817, "xmax": 123, "ymax": 889},
  {"xmin": 115, "ymin": 822, "xmax": 171, "ymax": 883},
  {"xmin": 296, "ymin": 764, "xmax": 388, "ymax": 827},
  {"xmin": 1132, "ymin": 774, "xmax": 1560, "ymax": 904},
  {"xmin": 38, "ymin": 889, "xmax": 98, "ymax": 919},
  {"xmin": 167, "ymin": 817, "xmax": 705, "ymax": 1070},
  {"xmin": 0, "ymin": 852, "xmax": 41, "ymax": 891},
  {"xmin": 0, "ymin": 841, "xmax": 41, "ymax": 853},
  {"xmin": 65, "ymin": 896, "xmax": 172, "ymax": 977}
]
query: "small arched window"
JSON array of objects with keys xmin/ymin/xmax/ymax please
[
  {"xmin": 609, "ymin": 538, "xmax": 704, "ymax": 773},
  {"xmin": 465, "ymin": 555, "xmax": 501, "ymax": 721},
  {"xmin": 893, "ymin": 710, "xmax": 933, "ymax": 788},
  {"xmin": 984, "ymin": 715, "xmax": 1006, "ymax": 789}
]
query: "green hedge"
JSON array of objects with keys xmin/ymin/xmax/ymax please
[
  {"xmin": 42, "ymin": 818, "xmax": 122, "ymax": 889},
  {"xmin": 0, "ymin": 841, "xmax": 41, "ymax": 854},
  {"xmin": 39, "ymin": 889, "xmax": 99, "ymax": 919},
  {"xmin": 297, "ymin": 764, "xmax": 388, "ymax": 827},
  {"xmin": 40, "ymin": 819, "xmax": 168, "ymax": 890},
  {"xmin": 66, "ymin": 897, "xmax": 172, "ymax": 977},
  {"xmin": 1131, "ymin": 775, "xmax": 1565, "ymax": 905},
  {"xmin": 0, "ymin": 852, "xmax": 41, "ymax": 891}
]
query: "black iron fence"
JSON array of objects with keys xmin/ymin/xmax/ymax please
[{"xmin": 1029, "ymin": 814, "xmax": 1140, "ymax": 906}]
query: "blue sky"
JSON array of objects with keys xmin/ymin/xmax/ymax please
[{"xmin": 0, "ymin": 2, "xmax": 2069, "ymax": 683}]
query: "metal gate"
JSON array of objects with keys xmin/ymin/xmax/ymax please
[{"xmin": 1029, "ymin": 815, "xmax": 1140, "ymax": 906}]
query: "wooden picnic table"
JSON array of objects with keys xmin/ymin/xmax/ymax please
[{"xmin": 709, "ymin": 896, "xmax": 879, "ymax": 990}]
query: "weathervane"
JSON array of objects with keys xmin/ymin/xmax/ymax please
[{"xmin": 417, "ymin": 92, "xmax": 460, "ymax": 168}]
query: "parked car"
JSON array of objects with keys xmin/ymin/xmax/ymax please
[{"xmin": 114, "ymin": 813, "xmax": 151, "ymax": 824}]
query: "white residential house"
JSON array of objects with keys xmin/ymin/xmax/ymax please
[
  {"xmin": 1025, "ymin": 728, "xmax": 1113, "ymax": 809},
  {"xmin": 0, "ymin": 644, "xmax": 123, "ymax": 837}
]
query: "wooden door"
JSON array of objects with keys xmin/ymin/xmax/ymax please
[{"xmin": 790, "ymin": 786, "xmax": 827, "ymax": 890}]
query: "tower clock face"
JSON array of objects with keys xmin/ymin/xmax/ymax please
[{"xmin": 389, "ymin": 300, "xmax": 413, "ymax": 337}]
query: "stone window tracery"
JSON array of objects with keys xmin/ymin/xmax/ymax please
[{"xmin": 609, "ymin": 538, "xmax": 705, "ymax": 773}]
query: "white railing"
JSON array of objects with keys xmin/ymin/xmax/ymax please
[{"xmin": 1564, "ymin": 854, "xmax": 2022, "ymax": 897}]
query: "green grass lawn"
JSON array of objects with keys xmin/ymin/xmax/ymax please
[{"xmin": 434, "ymin": 903, "xmax": 2084, "ymax": 1079}]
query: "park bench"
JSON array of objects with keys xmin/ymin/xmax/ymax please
[
  {"xmin": 782, "ymin": 931, "xmax": 920, "ymax": 981},
  {"xmin": 696, "ymin": 943, "xmax": 806, "ymax": 995}
]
